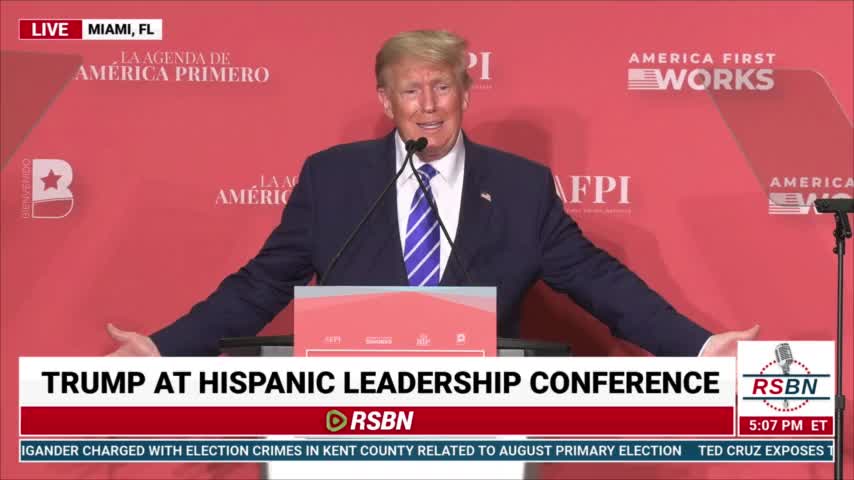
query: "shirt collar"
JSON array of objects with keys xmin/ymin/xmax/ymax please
[{"xmin": 395, "ymin": 130, "xmax": 465, "ymax": 187}]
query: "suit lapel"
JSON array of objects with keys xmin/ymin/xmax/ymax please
[
  {"xmin": 358, "ymin": 130, "xmax": 409, "ymax": 285},
  {"xmin": 441, "ymin": 135, "xmax": 493, "ymax": 286}
]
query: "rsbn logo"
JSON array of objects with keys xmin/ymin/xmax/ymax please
[
  {"xmin": 741, "ymin": 343, "xmax": 831, "ymax": 412},
  {"xmin": 325, "ymin": 410, "xmax": 414, "ymax": 432}
]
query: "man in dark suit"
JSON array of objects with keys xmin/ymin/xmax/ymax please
[{"xmin": 108, "ymin": 30, "xmax": 757, "ymax": 357}]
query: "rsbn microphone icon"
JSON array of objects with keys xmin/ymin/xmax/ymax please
[{"xmin": 774, "ymin": 343, "xmax": 794, "ymax": 408}]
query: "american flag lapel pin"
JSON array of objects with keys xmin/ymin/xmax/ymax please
[{"xmin": 480, "ymin": 192, "xmax": 492, "ymax": 202}]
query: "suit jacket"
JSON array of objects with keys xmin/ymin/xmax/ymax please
[{"xmin": 151, "ymin": 131, "xmax": 711, "ymax": 356}]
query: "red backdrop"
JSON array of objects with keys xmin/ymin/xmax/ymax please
[{"xmin": 2, "ymin": 1, "xmax": 852, "ymax": 479}]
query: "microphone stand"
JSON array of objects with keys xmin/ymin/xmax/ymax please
[
  {"xmin": 318, "ymin": 141, "xmax": 419, "ymax": 285},
  {"xmin": 830, "ymin": 207, "xmax": 850, "ymax": 480},
  {"xmin": 815, "ymin": 198, "xmax": 853, "ymax": 480}
]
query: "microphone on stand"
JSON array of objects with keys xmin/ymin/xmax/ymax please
[
  {"xmin": 813, "ymin": 198, "xmax": 853, "ymax": 480},
  {"xmin": 775, "ymin": 343, "xmax": 793, "ymax": 409}
]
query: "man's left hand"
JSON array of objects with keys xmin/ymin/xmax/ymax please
[{"xmin": 700, "ymin": 325, "xmax": 760, "ymax": 357}]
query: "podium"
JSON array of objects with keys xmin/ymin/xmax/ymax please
[
  {"xmin": 218, "ymin": 284, "xmax": 570, "ymax": 479},
  {"xmin": 219, "ymin": 335, "xmax": 570, "ymax": 480}
]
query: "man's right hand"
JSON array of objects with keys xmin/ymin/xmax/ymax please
[{"xmin": 106, "ymin": 323, "xmax": 161, "ymax": 356}]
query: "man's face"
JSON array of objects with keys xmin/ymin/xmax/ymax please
[{"xmin": 377, "ymin": 57, "xmax": 470, "ymax": 162}]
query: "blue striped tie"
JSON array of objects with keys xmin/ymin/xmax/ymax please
[{"xmin": 404, "ymin": 164, "xmax": 440, "ymax": 286}]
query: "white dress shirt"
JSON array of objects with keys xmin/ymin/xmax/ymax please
[
  {"xmin": 395, "ymin": 131, "xmax": 465, "ymax": 281},
  {"xmin": 393, "ymin": 130, "xmax": 714, "ymax": 355}
]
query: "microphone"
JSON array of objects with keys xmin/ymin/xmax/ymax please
[
  {"xmin": 318, "ymin": 142, "xmax": 417, "ymax": 285},
  {"xmin": 775, "ymin": 342, "xmax": 793, "ymax": 374},
  {"xmin": 814, "ymin": 198, "xmax": 853, "ymax": 241},
  {"xmin": 405, "ymin": 137, "xmax": 428, "ymax": 153},
  {"xmin": 775, "ymin": 343, "xmax": 793, "ymax": 408},
  {"xmin": 406, "ymin": 137, "xmax": 474, "ymax": 285}
]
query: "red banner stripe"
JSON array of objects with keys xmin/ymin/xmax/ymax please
[{"xmin": 21, "ymin": 406, "xmax": 734, "ymax": 436}]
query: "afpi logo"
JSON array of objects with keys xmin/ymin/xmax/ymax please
[
  {"xmin": 737, "ymin": 341, "xmax": 834, "ymax": 436},
  {"xmin": 467, "ymin": 52, "xmax": 492, "ymax": 85},
  {"xmin": 554, "ymin": 175, "xmax": 632, "ymax": 215}
]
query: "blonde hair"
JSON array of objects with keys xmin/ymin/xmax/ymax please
[{"xmin": 375, "ymin": 30, "xmax": 471, "ymax": 90}]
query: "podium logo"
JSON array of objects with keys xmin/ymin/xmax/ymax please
[
  {"xmin": 325, "ymin": 410, "xmax": 348, "ymax": 432},
  {"xmin": 22, "ymin": 159, "xmax": 74, "ymax": 219}
]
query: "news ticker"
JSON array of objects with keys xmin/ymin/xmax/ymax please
[
  {"xmin": 20, "ymin": 440, "xmax": 833, "ymax": 463},
  {"xmin": 18, "ymin": 342, "xmax": 835, "ymax": 439}
]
